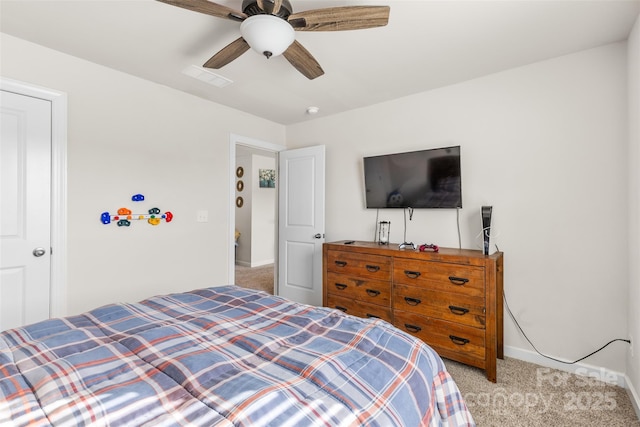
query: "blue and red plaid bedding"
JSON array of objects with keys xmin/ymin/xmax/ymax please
[{"xmin": 0, "ymin": 286, "xmax": 474, "ymax": 426}]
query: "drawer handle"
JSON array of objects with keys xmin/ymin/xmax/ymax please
[
  {"xmin": 334, "ymin": 261, "xmax": 347, "ymax": 267},
  {"xmin": 448, "ymin": 305, "xmax": 470, "ymax": 316},
  {"xmin": 335, "ymin": 306, "xmax": 347, "ymax": 312},
  {"xmin": 366, "ymin": 289, "xmax": 380, "ymax": 297},
  {"xmin": 334, "ymin": 283, "xmax": 347, "ymax": 290},
  {"xmin": 449, "ymin": 335, "xmax": 470, "ymax": 346},
  {"xmin": 448, "ymin": 276, "xmax": 469, "ymax": 285},
  {"xmin": 366, "ymin": 313, "xmax": 380, "ymax": 319},
  {"xmin": 404, "ymin": 270, "xmax": 421, "ymax": 279},
  {"xmin": 365, "ymin": 265, "xmax": 380, "ymax": 272},
  {"xmin": 404, "ymin": 324, "xmax": 422, "ymax": 333},
  {"xmin": 404, "ymin": 297, "xmax": 421, "ymax": 306}
]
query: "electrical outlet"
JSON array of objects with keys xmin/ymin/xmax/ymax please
[{"xmin": 196, "ymin": 210, "xmax": 208, "ymax": 223}]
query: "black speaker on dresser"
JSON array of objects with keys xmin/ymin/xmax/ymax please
[{"xmin": 482, "ymin": 206, "xmax": 492, "ymax": 255}]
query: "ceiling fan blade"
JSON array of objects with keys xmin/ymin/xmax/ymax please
[
  {"xmin": 288, "ymin": 6, "xmax": 390, "ymax": 31},
  {"xmin": 282, "ymin": 41, "xmax": 324, "ymax": 80},
  {"xmin": 272, "ymin": 0, "xmax": 284, "ymax": 15},
  {"xmin": 157, "ymin": 0, "xmax": 246, "ymax": 22},
  {"xmin": 203, "ymin": 38, "xmax": 250, "ymax": 69}
]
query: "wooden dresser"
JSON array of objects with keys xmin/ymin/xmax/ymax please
[{"xmin": 323, "ymin": 241, "xmax": 504, "ymax": 382}]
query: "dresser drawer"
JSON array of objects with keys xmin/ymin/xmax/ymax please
[
  {"xmin": 394, "ymin": 310, "xmax": 486, "ymax": 367},
  {"xmin": 394, "ymin": 258, "xmax": 485, "ymax": 297},
  {"xmin": 327, "ymin": 250, "xmax": 391, "ymax": 281},
  {"xmin": 394, "ymin": 283, "xmax": 486, "ymax": 328},
  {"xmin": 327, "ymin": 294, "xmax": 392, "ymax": 322},
  {"xmin": 326, "ymin": 272, "xmax": 391, "ymax": 306}
]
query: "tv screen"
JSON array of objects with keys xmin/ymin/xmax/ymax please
[{"xmin": 363, "ymin": 146, "xmax": 462, "ymax": 209}]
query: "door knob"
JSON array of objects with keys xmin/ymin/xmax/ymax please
[
  {"xmin": 33, "ymin": 248, "xmax": 46, "ymax": 257},
  {"xmin": 313, "ymin": 233, "xmax": 323, "ymax": 239}
]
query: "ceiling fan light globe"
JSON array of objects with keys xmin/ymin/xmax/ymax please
[{"xmin": 240, "ymin": 15, "xmax": 295, "ymax": 59}]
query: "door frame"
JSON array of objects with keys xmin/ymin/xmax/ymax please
[
  {"xmin": 228, "ymin": 133, "xmax": 285, "ymax": 287},
  {"xmin": 1, "ymin": 77, "xmax": 68, "ymax": 317}
]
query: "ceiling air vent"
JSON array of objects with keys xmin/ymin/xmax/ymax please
[{"xmin": 182, "ymin": 65, "xmax": 233, "ymax": 88}]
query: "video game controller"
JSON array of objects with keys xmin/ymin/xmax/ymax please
[
  {"xmin": 419, "ymin": 243, "xmax": 439, "ymax": 253},
  {"xmin": 399, "ymin": 242, "xmax": 416, "ymax": 250}
]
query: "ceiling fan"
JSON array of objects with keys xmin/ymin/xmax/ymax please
[{"xmin": 157, "ymin": 0, "xmax": 390, "ymax": 80}]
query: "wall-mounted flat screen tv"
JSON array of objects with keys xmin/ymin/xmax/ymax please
[{"xmin": 363, "ymin": 146, "xmax": 462, "ymax": 209}]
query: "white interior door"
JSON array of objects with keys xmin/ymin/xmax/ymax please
[
  {"xmin": 277, "ymin": 145, "xmax": 325, "ymax": 306},
  {"xmin": 1, "ymin": 90, "xmax": 52, "ymax": 330}
]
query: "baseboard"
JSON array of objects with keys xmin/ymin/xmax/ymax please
[
  {"xmin": 236, "ymin": 260, "xmax": 274, "ymax": 268},
  {"xmin": 250, "ymin": 260, "xmax": 274, "ymax": 268},
  {"xmin": 504, "ymin": 345, "xmax": 627, "ymax": 388},
  {"xmin": 626, "ymin": 373, "xmax": 640, "ymax": 420}
]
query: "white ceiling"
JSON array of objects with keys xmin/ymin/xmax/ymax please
[{"xmin": 1, "ymin": 0, "xmax": 639, "ymax": 125}]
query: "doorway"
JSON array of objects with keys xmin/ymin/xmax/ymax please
[
  {"xmin": 234, "ymin": 145, "xmax": 277, "ymax": 294},
  {"xmin": 228, "ymin": 134, "xmax": 285, "ymax": 295},
  {"xmin": 227, "ymin": 135, "xmax": 326, "ymax": 305}
]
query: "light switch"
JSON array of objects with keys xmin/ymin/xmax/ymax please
[{"xmin": 196, "ymin": 210, "xmax": 208, "ymax": 223}]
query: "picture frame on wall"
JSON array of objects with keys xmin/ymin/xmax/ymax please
[{"xmin": 259, "ymin": 169, "xmax": 276, "ymax": 188}]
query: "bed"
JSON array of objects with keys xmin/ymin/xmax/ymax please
[{"xmin": 1, "ymin": 285, "xmax": 474, "ymax": 426}]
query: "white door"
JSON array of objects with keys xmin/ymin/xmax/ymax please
[
  {"xmin": 277, "ymin": 145, "xmax": 325, "ymax": 306},
  {"xmin": 0, "ymin": 90, "xmax": 52, "ymax": 330}
]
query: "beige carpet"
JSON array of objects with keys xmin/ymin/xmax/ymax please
[
  {"xmin": 445, "ymin": 357, "xmax": 639, "ymax": 426},
  {"xmin": 233, "ymin": 265, "xmax": 639, "ymax": 426},
  {"xmin": 235, "ymin": 263, "xmax": 274, "ymax": 294}
]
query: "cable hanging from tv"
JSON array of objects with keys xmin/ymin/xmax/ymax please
[{"xmin": 399, "ymin": 207, "xmax": 416, "ymax": 250}]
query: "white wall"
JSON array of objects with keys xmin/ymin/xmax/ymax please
[
  {"xmin": 287, "ymin": 43, "xmax": 629, "ymax": 374},
  {"xmin": 0, "ymin": 33, "xmax": 285, "ymax": 316},
  {"xmin": 627, "ymin": 14, "xmax": 640, "ymax": 414},
  {"xmin": 250, "ymin": 154, "xmax": 276, "ymax": 266}
]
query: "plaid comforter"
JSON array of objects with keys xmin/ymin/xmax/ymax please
[{"xmin": 0, "ymin": 286, "xmax": 474, "ymax": 426}]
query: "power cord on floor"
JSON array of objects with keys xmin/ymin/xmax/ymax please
[{"xmin": 503, "ymin": 290, "xmax": 631, "ymax": 364}]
